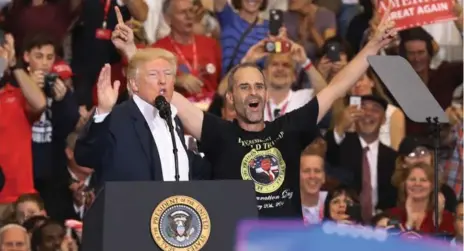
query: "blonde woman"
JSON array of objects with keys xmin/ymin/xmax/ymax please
[{"xmin": 331, "ymin": 69, "xmax": 405, "ymax": 150}]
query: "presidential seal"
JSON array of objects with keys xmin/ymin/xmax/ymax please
[
  {"xmin": 241, "ymin": 148, "xmax": 286, "ymax": 194},
  {"xmin": 150, "ymin": 196, "xmax": 211, "ymax": 251}
]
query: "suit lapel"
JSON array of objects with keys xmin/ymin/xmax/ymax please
[
  {"xmin": 128, "ymin": 99, "xmax": 162, "ymax": 181},
  {"xmin": 174, "ymin": 116, "xmax": 191, "ymax": 179}
]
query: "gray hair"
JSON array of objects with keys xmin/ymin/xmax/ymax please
[
  {"xmin": 0, "ymin": 224, "xmax": 30, "ymax": 250},
  {"xmin": 226, "ymin": 62, "xmax": 266, "ymax": 92}
]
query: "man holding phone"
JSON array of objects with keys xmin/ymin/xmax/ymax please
[
  {"xmin": 316, "ymin": 37, "xmax": 352, "ymax": 82},
  {"xmin": 23, "ymin": 34, "xmax": 80, "ymax": 195}
]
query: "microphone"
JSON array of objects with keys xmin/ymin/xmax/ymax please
[{"xmin": 154, "ymin": 95, "xmax": 179, "ymax": 181}]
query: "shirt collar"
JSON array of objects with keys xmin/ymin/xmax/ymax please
[
  {"xmin": 359, "ymin": 137, "xmax": 379, "ymax": 154},
  {"xmin": 133, "ymin": 94, "xmax": 178, "ymax": 120},
  {"xmin": 269, "ymin": 90, "xmax": 293, "ymax": 109},
  {"xmin": 68, "ymin": 168, "xmax": 92, "ymax": 184}
]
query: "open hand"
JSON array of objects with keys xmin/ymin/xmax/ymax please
[
  {"xmin": 176, "ymin": 74, "xmax": 203, "ymax": 94},
  {"xmin": 96, "ymin": 64, "xmax": 120, "ymax": 114},
  {"xmin": 241, "ymin": 39, "xmax": 270, "ymax": 63},
  {"xmin": 289, "ymin": 40, "xmax": 308, "ymax": 65},
  {"xmin": 112, "ymin": 6, "xmax": 136, "ymax": 59}
]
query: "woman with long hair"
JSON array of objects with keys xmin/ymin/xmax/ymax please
[
  {"xmin": 391, "ymin": 136, "xmax": 457, "ymax": 212},
  {"xmin": 322, "ymin": 185, "xmax": 362, "ymax": 224},
  {"xmin": 388, "ymin": 163, "xmax": 455, "ymax": 234},
  {"xmin": 331, "ymin": 68, "xmax": 405, "ymax": 150}
]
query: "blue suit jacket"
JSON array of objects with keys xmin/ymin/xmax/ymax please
[{"xmin": 74, "ymin": 99, "xmax": 211, "ymax": 184}]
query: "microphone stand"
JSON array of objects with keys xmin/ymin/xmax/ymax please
[
  {"xmin": 162, "ymin": 110, "xmax": 180, "ymax": 182},
  {"xmin": 427, "ymin": 116, "xmax": 441, "ymax": 233}
]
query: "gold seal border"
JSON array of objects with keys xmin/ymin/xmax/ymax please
[
  {"xmin": 150, "ymin": 195, "xmax": 211, "ymax": 251},
  {"xmin": 241, "ymin": 148, "xmax": 286, "ymax": 194}
]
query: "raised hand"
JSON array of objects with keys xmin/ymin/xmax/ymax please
[
  {"xmin": 96, "ymin": 64, "xmax": 120, "ymax": 114},
  {"xmin": 289, "ymin": 40, "xmax": 308, "ymax": 65},
  {"xmin": 367, "ymin": 5, "xmax": 397, "ymax": 50},
  {"xmin": 112, "ymin": 6, "xmax": 136, "ymax": 59},
  {"xmin": 241, "ymin": 39, "xmax": 269, "ymax": 63}
]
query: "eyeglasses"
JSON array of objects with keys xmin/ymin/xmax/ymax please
[{"xmin": 406, "ymin": 147, "xmax": 430, "ymax": 158}]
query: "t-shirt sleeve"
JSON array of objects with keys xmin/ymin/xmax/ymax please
[
  {"xmin": 278, "ymin": 97, "xmax": 320, "ymax": 146},
  {"xmin": 216, "ymin": 3, "xmax": 235, "ymax": 28},
  {"xmin": 199, "ymin": 112, "xmax": 227, "ymax": 157}
]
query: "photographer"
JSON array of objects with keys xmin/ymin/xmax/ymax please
[
  {"xmin": 0, "ymin": 33, "xmax": 46, "ymax": 215},
  {"xmin": 22, "ymin": 34, "xmax": 80, "ymax": 195}
]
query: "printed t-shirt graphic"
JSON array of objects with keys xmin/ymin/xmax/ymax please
[{"xmin": 199, "ymin": 98, "xmax": 320, "ymax": 218}]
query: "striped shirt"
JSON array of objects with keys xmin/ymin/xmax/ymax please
[
  {"xmin": 217, "ymin": 4, "xmax": 269, "ymax": 76},
  {"xmin": 441, "ymin": 123, "xmax": 463, "ymax": 198}
]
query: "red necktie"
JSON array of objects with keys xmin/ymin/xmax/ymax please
[{"xmin": 360, "ymin": 146, "xmax": 373, "ymax": 223}]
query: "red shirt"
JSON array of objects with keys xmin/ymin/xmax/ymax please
[
  {"xmin": 0, "ymin": 84, "xmax": 36, "ymax": 203},
  {"xmin": 153, "ymin": 35, "xmax": 222, "ymax": 102},
  {"xmin": 388, "ymin": 207, "xmax": 455, "ymax": 235}
]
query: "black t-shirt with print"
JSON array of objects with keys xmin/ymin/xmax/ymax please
[{"xmin": 200, "ymin": 97, "xmax": 320, "ymax": 218}]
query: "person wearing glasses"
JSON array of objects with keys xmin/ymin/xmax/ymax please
[{"xmin": 391, "ymin": 136, "xmax": 457, "ymax": 212}]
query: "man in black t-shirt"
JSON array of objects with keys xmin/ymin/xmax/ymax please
[
  {"xmin": 169, "ymin": 16, "xmax": 397, "ymax": 218},
  {"xmin": 115, "ymin": 9, "xmax": 397, "ymax": 218}
]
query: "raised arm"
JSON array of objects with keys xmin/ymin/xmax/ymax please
[
  {"xmin": 213, "ymin": 0, "xmax": 227, "ymax": 12},
  {"xmin": 5, "ymin": 34, "xmax": 46, "ymax": 116},
  {"xmin": 124, "ymin": 0, "xmax": 148, "ymax": 22},
  {"xmin": 315, "ymin": 11, "xmax": 396, "ymax": 123},
  {"xmin": 171, "ymin": 92, "xmax": 204, "ymax": 140}
]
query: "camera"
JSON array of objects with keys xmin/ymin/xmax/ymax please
[
  {"xmin": 43, "ymin": 73, "xmax": 58, "ymax": 97},
  {"xmin": 264, "ymin": 39, "xmax": 291, "ymax": 53}
]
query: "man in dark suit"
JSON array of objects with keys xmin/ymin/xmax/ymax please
[
  {"xmin": 43, "ymin": 132, "xmax": 96, "ymax": 223},
  {"xmin": 325, "ymin": 95, "xmax": 397, "ymax": 222},
  {"xmin": 74, "ymin": 47, "xmax": 211, "ymax": 183}
]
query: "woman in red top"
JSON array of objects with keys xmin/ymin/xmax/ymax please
[{"xmin": 388, "ymin": 163, "xmax": 455, "ymax": 234}]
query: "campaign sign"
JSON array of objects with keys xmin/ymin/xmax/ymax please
[
  {"xmin": 377, "ymin": 0, "xmax": 457, "ymax": 30},
  {"xmin": 235, "ymin": 220, "xmax": 455, "ymax": 251}
]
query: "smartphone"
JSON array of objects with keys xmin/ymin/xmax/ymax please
[
  {"xmin": 326, "ymin": 41, "xmax": 341, "ymax": 62},
  {"xmin": 346, "ymin": 204, "xmax": 362, "ymax": 222},
  {"xmin": 349, "ymin": 96, "xmax": 362, "ymax": 109},
  {"xmin": 269, "ymin": 9, "xmax": 283, "ymax": 36}
]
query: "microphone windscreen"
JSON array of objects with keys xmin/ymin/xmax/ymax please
[{"xmin": 154, "ymin": 95, "xmax": 168, "ymax": 110}]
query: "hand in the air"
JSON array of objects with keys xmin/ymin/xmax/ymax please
[
  {"xmin": 289, "ymin": 40, "xmax": 308, "ymax": 65},
  {"xmin": 96, "ymin": 64, "xmax": 120, "ymax": 114},
  {"xmin": 112, "ymin": 6, "xmax": 136, "ymax": 58},
  {"xmin": 176, "ymin": 74, "xmax": 204, "ymax": 94},
  {"xmin": 367, "ymin": 5, "xmax": 397, "ymax": 50}
]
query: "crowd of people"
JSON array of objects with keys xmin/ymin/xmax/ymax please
[{"xmin": 0, "ymin": 0, "xmax": 462, "ymax": 250}]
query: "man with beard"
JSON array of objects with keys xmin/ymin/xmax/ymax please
[
  {"xmin": 240, "ymin": 39, "xmax": 327, "ymax": 121},
  {"xmin": 171, "ymin": 21, "xmax": 396, "ymax": 218},
  {"xmin": 112, "ymin": 9, "xmax": 396, "ymax": 218}
]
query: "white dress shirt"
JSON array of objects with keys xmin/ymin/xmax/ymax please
[
  {"xmin": 302, "ymin": 191, "xmax": 328, "ymax": 225},
  {"xmin": 264, "ymin": 89, "xmax": 314, "ymax": 122},
  {"xmin": 69, "ymin": 169, "xmax": 92, "ymax": 219},
  {"xmin": 93, "ymin": 95, "xmax": 190, "ymax": 181},
  {"xmin": 333, "ymin": 132, "xmax": 379, "ymax": 215}
]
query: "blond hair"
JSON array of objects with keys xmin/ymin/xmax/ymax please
[
  {"xmin": 126, "ymin": 48, "xmax": 177, "ymax": 80},
  {"xmin": 397, "ymin": 163, "xmax": 442, "ymax": 209}
]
